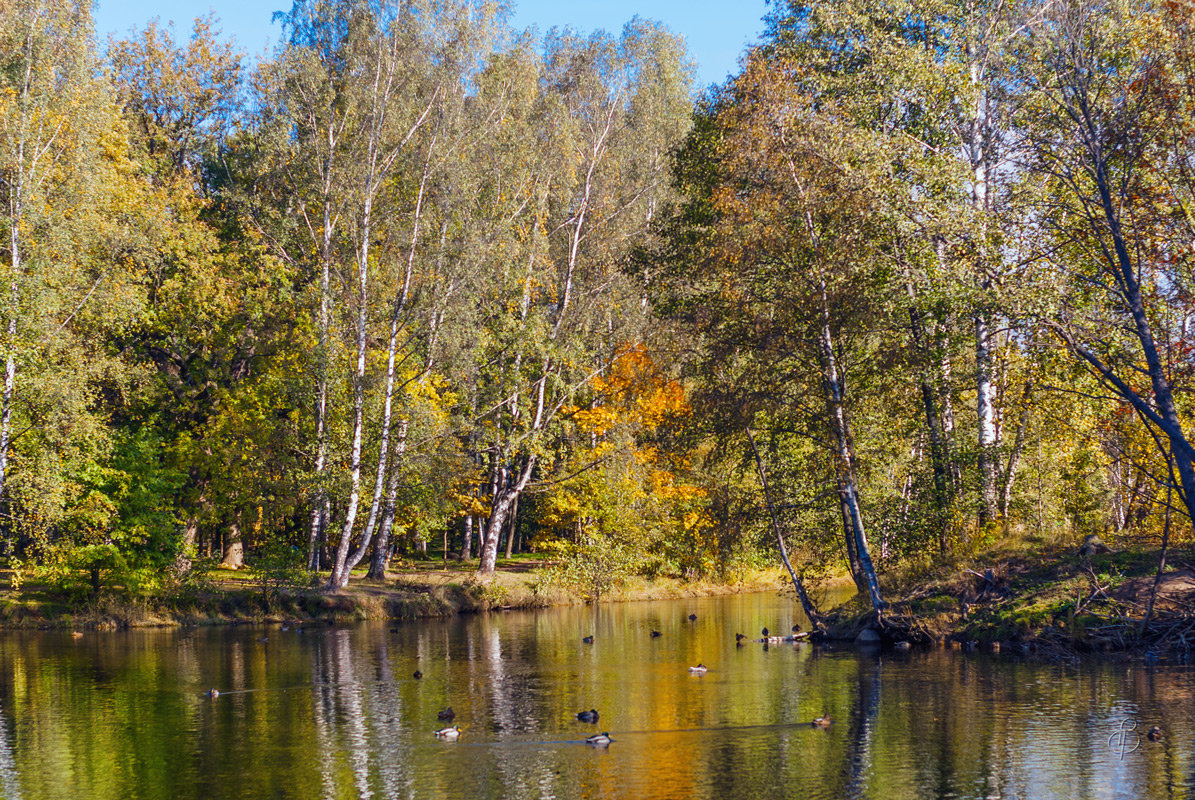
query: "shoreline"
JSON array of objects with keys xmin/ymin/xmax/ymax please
[
  {"xmin": 0, "ymin": 563, "xmax": 797, "ymax": 631},
  {"xmin": 827, "ymin": 543, "xmax": 1195, "ymax": 662}
]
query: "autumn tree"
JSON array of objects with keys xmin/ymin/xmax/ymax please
[
  {"xmin": 461, "ymin": 19, "xmax": 693, "ymax": 577},
  {"xmin": 656, "ymin": 51, "xmax": 893, "ymax": 611},
  {"xmin": 1011, "ymin": 0, "xmax": 1195, "ymax": 529}
]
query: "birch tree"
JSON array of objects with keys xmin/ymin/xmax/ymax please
[
  {"xmin": 1012, "ymin": 0, "xmax": 1195, "ymax": 529},
  {"xmin": 657, "ymin": 50, "xmax": 891, "ymax": 610},
  {"xmin": 468, "ymin": 20, "xmax": 693, "ymax": 576}
]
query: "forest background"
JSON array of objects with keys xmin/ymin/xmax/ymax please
[{"xmin": 1, "ymin": 0, "xmax": 1193, "ymax": 616}]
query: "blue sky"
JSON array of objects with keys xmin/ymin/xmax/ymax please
[{"xmin": 93, "ymin": 1, "xmax": 770, "ymax": 90}]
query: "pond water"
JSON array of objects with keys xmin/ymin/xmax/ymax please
[{"xmin": 0, "ymin": 591, "xmax": 1191, "ymax": 800}]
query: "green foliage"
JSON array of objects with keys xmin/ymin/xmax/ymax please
[
  {"xmin": 2, "ymin": 0, "xmax": 1192, "ymax": 610},
  {"xmin": 540, "ymin": 535, "xmax": 640, "ymax": 602},
  {"xmin": 246, "ymin": 540, "xmax": 311, "ymax": 610}
]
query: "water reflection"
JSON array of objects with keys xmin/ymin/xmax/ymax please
[
  {"xmin": 0, "ymin": 698, "xmax": 22, "ymax": 800},
  {"xmin": 0, "ymin": 594, "xmax": 1191, "ymax": 799}
]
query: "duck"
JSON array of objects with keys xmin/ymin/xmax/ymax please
[
  {"xmin": 576, "ymin": 709, "xmax": 599, "ymax": 723},
  {"xmin": 413, "ymin": 670, "xmax": 423, "ymax": 680},
  {"xmin": 71, "ymin": 631, "xmax": 83, "ymax": 639},
  {"xmin": 894, "ymin": 641, "xmax": 911, "ymax": 651},
  {"xmin": 761, "ymin": 627, "xmax": 770, "ymax": 638},
  {"xmin": 811, "ymin": 715, "xmax": 833, "ymax": 728},
  {"xmin": 206, "ymin": 688, "xmax": 220, "ymax": 699},
  {"xmin": 688, "ymin": 614, "xmax": 697, "ymax": 621},
  {"xmin": 1148, "ymin": 726, "xmax": 1163, "ymax": 742},
  {"xmin": 585, "ymin": 731, "xmax": 613, "ymax": 746},
  {"xmin": 688, "ymin": 664, "xmax": 709, "ymax": 674},
  {"xmin": 437, "ymin": 707, "xmax": 455, "ymax": 721},
  {"xmin": 792, "ymin": 624, "xmax": 802, "ymax": 633},
  {"xmin": 434, "ymin": 725, "xmax": 461, "ymax": 740},
  {"xmin": 582, "ymin": 635, "xmax": 594, "ymax": 644},
  {"xmin": 735, "ymin": 633, "xmax": 747, "ymax": 645},
  {"xmin": 650, "ymin": 630, "xmax": 662, "ymax": 638}
]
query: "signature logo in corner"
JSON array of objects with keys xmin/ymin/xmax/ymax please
[{"xmin": 1108, "ymin": 719, "xmax": 1141, "ymax": 760}]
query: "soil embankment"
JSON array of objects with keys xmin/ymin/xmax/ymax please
[
  {"xmin": 831, "ymin": 544, "xmax": 1195, "ymax": 661},
  {"xmin": 0, "ymin": 561, "xmax": 788, "ymax": 630}
]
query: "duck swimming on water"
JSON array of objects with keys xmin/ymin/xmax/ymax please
[
  {"xmin": 585, "ymin": 732, "xmax": 612, "ymax": 746},
  {"xmin": 435, "ymin": 725, "xmax": 461, "ymax": 740},
  {"xmin": 576, "ymin": 709, "xmax": 599, "ymax": 723},
  {"xmin": 689, "ymin": 664, "xmax": 709, "ymax": 674},
  {"xmin": 811, "ymin": 715, "xmax": 833, "ymax": 728},
  {"xmin": 437, "ymin": 708, "xmax": 455, "ymax": 721}
]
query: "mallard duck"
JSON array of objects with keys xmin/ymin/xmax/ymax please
[
  {"xmin": 71, "ymin": 631, "xmax": 83, "ymax": 639},
  {"xmin": 688, "ymin": 614, "xmax": 697, "ymax": 621},
  {"xmin": 1148, "ymin": 726, "xmax": 1163, "ymax": 742},
  {"xmin": 585, "ymin": 732, "xmax": 612, "ymax": 746},
  {"xmin": 413, "ymin": 670, "xmax": 423, "ymax": 680},
  {"xmin": 437, "ymin": 707, "xmax": 455, "ymax": 721},
  {"xmin": 688, "ymin": 664, "xmax": 709, "ymax": 674},
  {"xmin": 576, "ymin": 709, "xmax": 599, "ymax": 723},
  {"xmin": 894, "ymin": 641, "xmax": 911, "ymax": 651},
  {"xmin": 582, "ymin": 635, "xmax": 594, "ymax": 644},
  {"xmin": 735, "ymin": 633, "xmax": 747, "ymax": 645},
  {"xmin": 811, "ymin": 715, "xmax": 833, "ymax": 728},
  {"xmin": 206, "ymin": 688, "xmax": 220, "ymax": 699},
  {"xmin": 434, "ymin": 725, "xmax": 461, "ymax": 740},
  {"xmin": 650, "ymin": 630, "xmax": 662, "ymax": 638},
  {"xmin": 761, "ymin": 627, "xmax": 770, "ymax": 638},
  {"xmin": 792, "ymin": 624, "xmax": 802, "ymax": 633}
]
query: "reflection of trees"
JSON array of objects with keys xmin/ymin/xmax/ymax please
[
  {"xmin": 0, "ymin": 698, "xmax": 23, "ymax": 800},
  {"xmin": 309, "ymin": 628, "xmax": 412, "ymax": 798},
  {"xmin": 3, "ymin": 605, "xmax": 1195, "ymax": 798},
  {"xmin": 842, "ymin": 656, "xmax": 881, "ymax": 799}
]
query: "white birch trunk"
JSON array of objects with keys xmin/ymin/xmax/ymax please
[
  {"xmin": 478, "ymin": 455, "xmax": 536, "ymax": 575},
  {"xmin": 817, "ymin": 275, "xmax": 885, "ymax": 612}
]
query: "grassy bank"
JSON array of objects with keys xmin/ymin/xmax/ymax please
[
  {"xmin": 830, "ymin": 540, "xmax": 1195, "ymax": 661},
  {"xmin": 0, "ymin": 558, "xmax": 791, "ymax": 631}
]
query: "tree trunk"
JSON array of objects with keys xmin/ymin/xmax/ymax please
[
  {"xmin": 1141, "ymin": 480, "xmax": 1173, "ymax": 636},
  {"xmin": 174, "ymin": 516, "xmax": 199, "ymax": 576},
  {"xmin": 998, "ymin": 377, "xmax": 1034, "ymax": 518},
  {"xmin": 817, "ymin": 279, "xmax": 885, "ymax": 612},
  {"xmin": 967, "ymin": 27, "xmax": 1000, "ymax": 532},
  {"xmin": 745, "ymin": 426, "xmax": 823, "ymax": 628},
  {"xmin": 220, "ymin": 516, "xmax": 244, "ymax": 570},
  {"xmin": 504, "ymin": 492, "xmax": 518, "ymax": 559},
  {"xmin": 839, "ymin": 487, "xmax": 866, "ymax": 595},
  {"xmin": 478, "ymin": 456, "xmax": 535, "ymax": 575},
  {"xmin": 1, "ymin": 169, "xmax": 22, "ymax": 507},
  {"xmin": 976, "ymin": 310, "xmax": 999, "ymax": 528},
  {"xmin": 909, "ymin": 300, "xmax": 952, "ymax": 553},
  {"xmin": 325, "ymin": 240, "xmax": 369, "ymax": 591},
  {"xmin": 354, "ymin": 155, "xmax": 429, "ymax": 581},
  {"xmin": 367, "ymin": 418, "xmax": 409, "ymax": 580},
  {"xmin": 307, "ymin": 105, "xmax": 336, "ymax": 573},
  {"xmin": 460, "ymin": 513, "xmax": 474, "ymax": 561}
]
